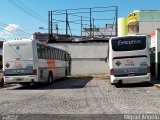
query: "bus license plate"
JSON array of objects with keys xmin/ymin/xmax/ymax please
[
  {"xmin": 124, "ymin": 68, "xmax": 138, "ymax": 73},
  {"xmin": 16, "ymin": 78, "xmax": 23, "ymax": 81}
]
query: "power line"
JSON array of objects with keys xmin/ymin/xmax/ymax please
[
  {"xmin": 0, "ymin": 21, "xmax": 31, "ymax": 36},
  {"xmin": 8, "ymin": 0, "xmax": 47, "ymax": 23},
  {"xmin": 17, "ymin": 0, "xmax": 47, "ymax": 22},
  {"xmin": 0, "ymin": 21, "xmax": 32, "ymax": 38},
  {"xmin": 53, "ymin": 19, "xmax": 65, "ymax": 23},
  {"xmin": 0, "ymin": 27, "xmax": 29, "ymax": 38}
]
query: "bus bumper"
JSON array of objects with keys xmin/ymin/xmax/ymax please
[
  {"xmin": 4, "ymin": 75, "xmax": 37, "ymax": 83},
  {"xmin": 110, "ymin": 73, "xmax": 151, "ymax": 84}
]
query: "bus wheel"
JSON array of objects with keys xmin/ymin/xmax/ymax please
[
  {"xmin": 111, "ymin": 81, "xmax": 118, "ymax": 85},
  {"xmin": 65, "ymin": 68, "xmax": 68, "ymax": 76},
  {"xmin": 0, "ymin": 78, "xmax": 4, "ymax": 87},
  {"xmin": 48, "ymin": 72, "xmax": 53, "ymax": 84},
  {"xmin": 111, "ymin": 83, "xmax": 116, "ymax": 85}
]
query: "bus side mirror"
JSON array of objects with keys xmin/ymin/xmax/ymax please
[{"xmin": 105, "ymin": 57, "xmax": 108, "ymax": 63}]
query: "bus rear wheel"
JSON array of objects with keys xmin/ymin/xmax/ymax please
[
  {"xmin": 48, "ymin": 72, "xmax": 53, "ymax": 84},
  {"xmin": 0, "ymin": 78, "xmax": 4, "ymax": 87}
]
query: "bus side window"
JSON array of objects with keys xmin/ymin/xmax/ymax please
[
  {"xmin": 48, "ymin": 48, "xmax": 51, "ymax": 59},
  {"xmin": 43, "ymin": 48, "xmax": 46, "ymax": 58},
  {"xmin": 62, "ymin": 52, "xmax": 64, "ymax": 60},
  {"xmin": 58, "ymin": 50, "xmax": 61, "ymax": 60},
  {"xmin": 57, "ymin": 50, "xmax": 60, "ymax": 60},
  {"xmin": 60, "ymin": 51, "xmax": 62, "ymax": 60},
  {"xmin": 50, "ymin": 48, "xmax": 53, "ymax": 59},
  {"xmin": 39, "ymin": 49, "xmax": 42, "ymax": 58},
  {"xmin": 53, "ymin": 49, "xmax": 55, "ymax": 59},
  {"xmin": 37, "ymin": 44, "xmax": 42, "ymax": 58},
  {"xmin": 52, "ymin": 49, "xmax": 54, "ymax": 59},
  {"xmin": 37, "ymin": 49, "xmax": 41, "ymax": 58},
  {"xmin": 63, "ymin": 52, "xmax": 65, "ymax": 60},
  {"xmin": 64, "ymin": 53, "xmax": 66, "ymax": 61},
  {"xmin": 55, "ymin": 49, "xmax": 57, "ymax": 60},
  {"xmin": 46, "ymin": 48, "xmax": 48, "ymax": 59},
  {"xmin": 57, "ymin": 50, "xmax": 61, "ymax": 60},
  {"xmin": 51, "ymin": 49, "xmax": 53, "ymax": 59},
  {"xmin": 45, "ymin": 48, "xmax": 47, "ymax": 59},
  {"xmin": 42, "ymin": 48, "xmax": 46, "ymax": 58}
]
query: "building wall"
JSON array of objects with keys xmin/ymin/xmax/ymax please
[
  {"xmin": 126, "ymin": 10, "xmax": 160, "ymax": 35},
  {"xmin": 128, "ymin": 25, "xmax": 138, "ymax": 34},
  {"xmin": 139, "ymin": 22, "xmax": 160, "ymax": 35},
  {"xmin": 139, "ymin": 10, "xmax": 160, "ymax": 22},
  {"xmin": 150, "ymin": 29, "xmax": 160, "ymax": 78},
  {"xmin": 49, "ymin": 43, "xmax": 109, "ymax": 76}
]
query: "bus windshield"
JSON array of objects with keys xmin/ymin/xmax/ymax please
[{"xmin": 111, "ymin": 36, "xmax": 146, "ymax": 51}]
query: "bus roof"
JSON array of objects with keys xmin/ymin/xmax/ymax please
[
  {"xmin": 4, "ymin": 39, "xmax": 69, "ymax": 53},
  {"xmin": 110, "ymin": 35, "xmax": 146, "ymax": 40}
]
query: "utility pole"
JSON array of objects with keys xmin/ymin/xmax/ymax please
[
  {"xmin": 93, "ymin": 18, "xmax": 94, "ymax": 38},
  {"xmin": 48, "ymin": 11, "xmax": 55, "ymax": 42},
  {"xmin": 90, "ymin": 8, "xmax": 92, "ymax": 39},
  {"xmin": 51, "ymin": 11, "xmax": 53, "ymax": 35},
  {"xmin": 66, "ymin": 10, "xmax": 68, "ymax": 36},
  {"xmin": 48, "ymin": 11, "xmax": 50, "ymax": 34},
  {"xmin": 81, "ymin": 16, "xmax": 82, "ymax": 37},
  {"xmin": 116, "ymin": 6, "xmax": 118, "ymax": 36},
  {"xmin": 56, "ymin": 24, "xmax": 58, "ymax": 35}
]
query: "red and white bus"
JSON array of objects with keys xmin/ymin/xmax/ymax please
[{"xmin": 3, "ymin": 39, "xmax": 71, "ymax": 86}]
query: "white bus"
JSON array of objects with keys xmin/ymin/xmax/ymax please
[
  {"xmin": 108, "ymin": 35, "xmax": 150, "ymax": 85},
  {"xmin": 0, "ymin": 40, "xmax": 4, "ymax": 87},
  {"xmin": 3, "ymin": 39, "xmax": 71, "ymax": 86}
]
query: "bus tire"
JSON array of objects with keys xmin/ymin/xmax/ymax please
[
  {"xmin": 65, "ymin": 68, "xmax": 68, "ymax": 76},
  {"xmin": 48, "ymin": 72, "xmax": 53, "ymax": 84},
  {"xmin": 0, "ymin": 78, "xmax": 4, "ymax": 87},
  {"xmin": 111, "ymin": 83, "xmax": 115, "ymax": 85},
  {"xmin": 111, "ymin": 82, "xmax": 117, "ymax": 85}
]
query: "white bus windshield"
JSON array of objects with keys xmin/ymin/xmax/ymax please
[{"xmin": 111, "ymin": 36, "xmax": 146, "ymax": 51}]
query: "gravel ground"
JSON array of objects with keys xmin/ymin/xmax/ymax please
[{"xmin": 0, "ymin": 77, "xmax": 160, "ymax": 119}]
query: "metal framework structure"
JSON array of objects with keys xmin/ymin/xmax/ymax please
[{"xmin": 48, "ymin": 6, "xmax": 118, "ymax": 41}]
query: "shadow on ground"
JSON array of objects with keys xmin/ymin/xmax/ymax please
[
  {"xmin": 11, "ymin": 77, "xmax": 93, "ymax": 90},
  {"xmin": 151, "ymin": 77, "xmax": 160, "ymax": 84},
  {"xmin": 0, "ymin": 84, "xmax": 17, "ymax": 89},
  {"xmin": 115, "ymin": 82, "xmax": 153, "ymax": 88}
]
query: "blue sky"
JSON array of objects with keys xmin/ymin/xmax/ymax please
[{"xmin": 0, "ymin": 0, "xmax": 160, "ymax": 39}]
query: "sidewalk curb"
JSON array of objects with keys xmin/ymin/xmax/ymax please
[{"xmin": 154, "ymin": 84, "xmax": 160, "ymax": 88}]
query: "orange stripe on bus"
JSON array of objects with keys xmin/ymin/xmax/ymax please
[{"xmin": 46, "ymin": 59, "xmax": 57, "ymax": 75}]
